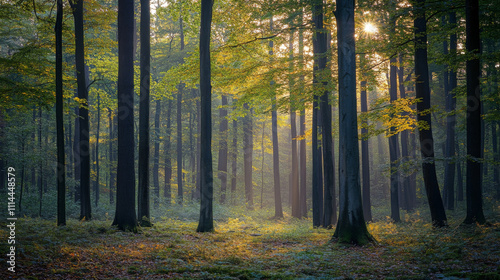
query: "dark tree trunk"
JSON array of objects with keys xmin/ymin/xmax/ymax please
[
  {"xmin": 38, "ymin": 108, "xmax": 43, "ymax": 217},
  {"xmin": 243, "ymin": 103, "xmax": 254, "ymax": 209},
  {"xmin": 414, "ymin": 0, "xmax": 447, "ymax": 227},
  {"xmin": 398, "ymin": 55, "xmax": 411, "ymax": 212},
  {"xmin": 95, "ymin": 92, "xmax": 101, "ymax": 207},
  {"xmin": 218, "ymin": 94, "xmax": 228, "ymax": 204},
  {"xmin": 312, "ymin": 0, "xmax": 335, "ymax": 228},
  {"xmin": 164, "ymin": 99, "xmax": 173, "ymax": 204},
  {"xmin": 389, "ymin": 56, "xmax": 400, "ymax": 222},
  {"xmin": 176, "ymin": 9, "xmax": 185, "ymax": 206},
  {"xmin": 456, "ymin": 140, "xmax": 464, "ymax": 201},
  {"xmin": 231, "ymin": 116, "xmax": 238, "ymax": 203},
  {"xmin": 153, "ymin": 100, "xmax": 161, "ymax": 207},
  {"xmin": 298, "ymin": 6, "xmax": 307, "ymax": 217},
  {"xmin": 269, "ymin": 17, "xmax": 283, "ymax": 219},
  {"xmin": 464, "ymin": 0, "xmax": 486, "ymax": 225},
  {"xmin": 333, "ymin": 0, "xmax": 373, "ymax": 245},
  {"xmin": 108, "ymin": 109, "xmax": 115, "ymax": 205},
  {"xmin": 194, "ymin": 97, "xmax": 201, "ymax": 200},
  {"xmin": 113, "ymin": 0, "xmax": 138, "ymax": 232},
  {"xmin": 289, "ymin": 27, "xmax": 299, "ymax": 219},
  {"xmin": 56, "ymin": 0, "xmax": 66, "ymax": 226},
  {"xmin": 197, "ymin": 0, "xmax": 214, "ymax": 232},
  {"xmin": 70, "ymin": 0, "xmax": 91, "ymax": 220},
  {"xmin": 444, "ymin": 11, "xmax": 458, "ymax": 211},
  {"xmin": 312, "ymin": 98, "xmax": 323, "ymax": 227},
  {"xmin": 138, "ymin": 0, "xmax": 151, "ymax": 226},
  {"xmin": 73, "ymin": 98, "xmax": 80, "ymax": 202},
  {"xmin": 360, "ymin": 54, "xmax": 372, "ymax": 222}
]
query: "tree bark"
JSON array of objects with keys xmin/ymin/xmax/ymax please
[
  {"xmin": 138, "ymin": 0, "xmax": 151, "ymax": 226},
  {"xmin": 164, "ymin": 99, "xmax": 173, "ymax": 204},
  {"xmin": 56, "ymin": 0, "xmax": 66, "ymax": 226},
  {"xmin": 414, "ymin": 0, "xmax": 447, "ymax": 227},
  {"xmin": 333, "ymin": 0, "xmax": 373, "ymax": 245},
  {"xmin": 398, "ymin": 55, "xmax": 411, "ymax": 212},
  {"xmin": 389, "ymin": 56, "xmax": 400, "ymax": 222},
  {"xmin": 243, "ymin": 103, "xmax": 254, "ymax": 209},
  {"xmin": 70, "ymin": 0, "xmax": 91, "ymax": 221},
  {"xmin": 113, "ymin": 0, "xmax": 138, "ymax": 232},
  {"xmin": 464, "ymin": 0, "xmax": 486, "ymax": 225},
  {"xmin": 153, "ymin": 100, "xmax": 161, "ymax": 207},
  {"xmin": 360, "ymin": 54, "xmax": 372, "ymax": 222},
  {"xmin": 197, "ymin": 0, "xmax": 214, "ymax": 232},
  {"xmin": 218, "ymin": 95, "xmax": 228, "ymax": 204}
]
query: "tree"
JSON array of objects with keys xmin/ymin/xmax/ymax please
[
  {"xmin": 270, "ymin": 16, "xmax": 283, "ymax": 219},
  {"xmin": 333, "ymin": 0, "xmax": 373, "ymax": 245},
  {"xmin": 113, "ymin": 0, "xmax": 138, "ymax": 232},
  {"xmin": 413, "ymin": 0, "xmax": 447, "ymax": 227},
  {"xmin": 56, "ymin": 0, "xmax": 65, "ymax": 227},
  {"xmin": 360, "ymin": 54, "xmax": 371, "ymax": 222},
  {"xmin": 312, "ymin": 0, "xmax": 335, "ymax": 228},
  {"xmin": 389, "ymin": 55, "xmax": 400, "ymax": 223},
  {"xmin": 464, "ymin": 0, "xmax": 486, "ymax": 225},
  {"xmin": 153, "ymin": 99, "xmax": 161, "ymax": 208},
  {"xmin": 69, "ymin": 0, "xmax": 91, "ymax": 221},
  {"xmin": 218, "ymin": 94, "xmax": 228, "ymax": 204},
  {"xmin": 243, "ymin": 102, "xmax": 254, "ymax": 209},
  {"xmin": 177, "ymin": 7, "xmax": 185, "ymax": 206},
  {"xmin": 197, "ymin": 0, "xmax": 214, "ymax": 233},
  {"xmin": 164, "ymin": 99, "xmax": 173, "ymax": 204},
  {"xmin": 138, "ymin": 0, "xmax": 151, "ymax": 227}
]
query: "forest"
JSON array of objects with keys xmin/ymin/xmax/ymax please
[{"xmin": 0, "ymin": 0, "xmax": 499, "ymax": 278}]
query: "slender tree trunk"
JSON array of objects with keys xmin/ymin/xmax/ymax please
[
  {"xmin": 153, "ymin": 100, "xmax": 161, "ymax": 207},
  {"xmin": 360, "ymin": 54, "xmax": 372, "ymax": 222},
  {"xmin": 138, "ymin": 0, "xmax": 151, "ymax": 226},
  {"xmin": 197, "ymin": 0, "xmax": 214, "ymax": 232},
  {"xmin": 164, "ymin": 99, "xmax": 173, "ymax": 204},
  {"xmin": 56, "ymin": 0, "xmax": 66, "ymax": 226},
  {"xmin": 298, "ymin": 5, "xmax": 307, "ymax": 217},
  {"xmin": 389, "ymin": 56, "xmax": 400, "ymax": 222},
  {"xmin": 95, "ymin": 92, "xmax": 101, "ymax": 207},
  {"xmin": 70, "ymin": 0, "xmax": 91, "ymax": 220},
  {"xmin": 176, "ymin": 9, "xmax": 185, "ymax": 206},
  {"xmin": 456, "ymin": 140, "xmax": 464, "ymax": 201},
  {"xmin": 312, "ymin": 0, "xmax": 334, "ymax": 228},
  {"xmin": 464, "ymin": 0, "xmax": 486, "ymax": 224},
  {"xmin": 73, "ymin": 98, "xmax": 80, "ymax": 202},
  {"xmin": 398, "ymin": 55, "xmax": 411, "ymax": 212},
  {"xmin": 218, "ymin": 94, "xmax": 228, "ymax": 204},
  {"xmin": 243, "ymin": 103, "xmax": 254, "ymax": 209},
  {"xmin": 289, "ymin": 26, "xmax": 299, "ymax": 219},
  {"xmin": 113, "ymin": 0, "xmax": 138, "ymax": 232},
  {"xmin": 312, "ymin": 98, "xmax": 323, "ymax": 227},
  {"xmin": 333, "ymin": 0, "xmax": 373, "ymax": 244},
  {"xmin": 231, "ymin": 116, "xmax": 238, "ymax": 203},
  {"xmin": 108, "ymin": 109, "xmax": 115, "ymax": 205},
  {"xmin": 38, "ymin": 107, "xmax": 43, "ymax": 217},
  {"xmin": 414, "ymin": 0, "xmax": 447, "ymax": 227}
]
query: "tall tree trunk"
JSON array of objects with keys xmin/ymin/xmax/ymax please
[
  {"xmin": 38, "ymin": 107, "xmax": 43, "ymax": 217},
  {"xmin": 398, "ymin": 55, "xmax": 411, "ymax": 212},
  {"xmin": 389, "ymin": 56, "xmax": 400, "ymax": 222},
  {"xmin": 312, "ymin": 0, "xmax": 335, "ymax": 228},
  {"xmin": 176, "ymin": 9, "xmax": 185, "ymax": 206},
  {"xmin": 456, "ymin": 140, "xmax": 464, "ymax": 201},
  {"xmin": 153, "ymin": 100, "xmax": 161, "ymax": 208},
  {"xmin": 70, "ymin": 0, "xmax": 91, "ymax": 220},
  {"xmin": 218, "ymin": 94, "xmax": 228, "ymax": 204},
  {"xmin": 231, "ymin": 116, "xmax": 238, "ymax": 203},
  {"xmin": 113, "ymin": 0, "xmax": 138, "ymax": 232},
  {"xmin": 414, "ymin": 0, "xmax": 447, "ymax": 227},
  {"xmin": 360, "ymin": 54, "xmax": 372, "ymax": 222},
  {"xmin": 464, "ymin": 0, "xmax": 486, "ymax": 225},
  {"xmin": 197, "ymin": 0, "xmax": 214, "ymax": 232},
  {"xmin": 269, "ymin": 16, "xmax": 283, "ymax": 219},
  {"xmin": 108, "ymin": 109, "xmax": 115, "ymax": 205},
  {"xmin": 333, "ymin": 0, "xmax": 373, "ymax": 244},
  {"xmin": 164, "ymin": 99, "xmax": 173, "ymax": 204},
  {"xmin": 95, "ymin": 92, "xmax": 101, "ymax": 207},
  {"xmin": 56, "ymin": 0, "xmax": 66, "ymax": 226},
  {"xmin": 444, "ymin": 11, "xmax": 458, "ymax": 211},
  {"xmin": 298, "ymin": 5, "xmax": 307, "ymax": 217},
  {"xmin": 138, "ymin": 0, "xmax": 151, "ymax": 226},
  {"xmin": 243, "ymin": 103, "xmax": 254, "ymax": 209},
  {"xmin": 289, "ymin": 26, "xmax": 299, "ymax": 219},
  {"xmin": 312, "ymin": 98, "xmax": 323, "ymax": 227},
  {"xmin": 73, "ymin": 97, "xmax": 80, "ymax": 202}
]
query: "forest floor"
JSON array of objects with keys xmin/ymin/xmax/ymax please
[{"xmin": 1, "ymin": 204, "xmax": 500, "ymax": 280}]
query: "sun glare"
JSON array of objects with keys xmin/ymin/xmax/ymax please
[{"xmin": 363, "ymin": 22, "xmax": 378, "ymax": 34}]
